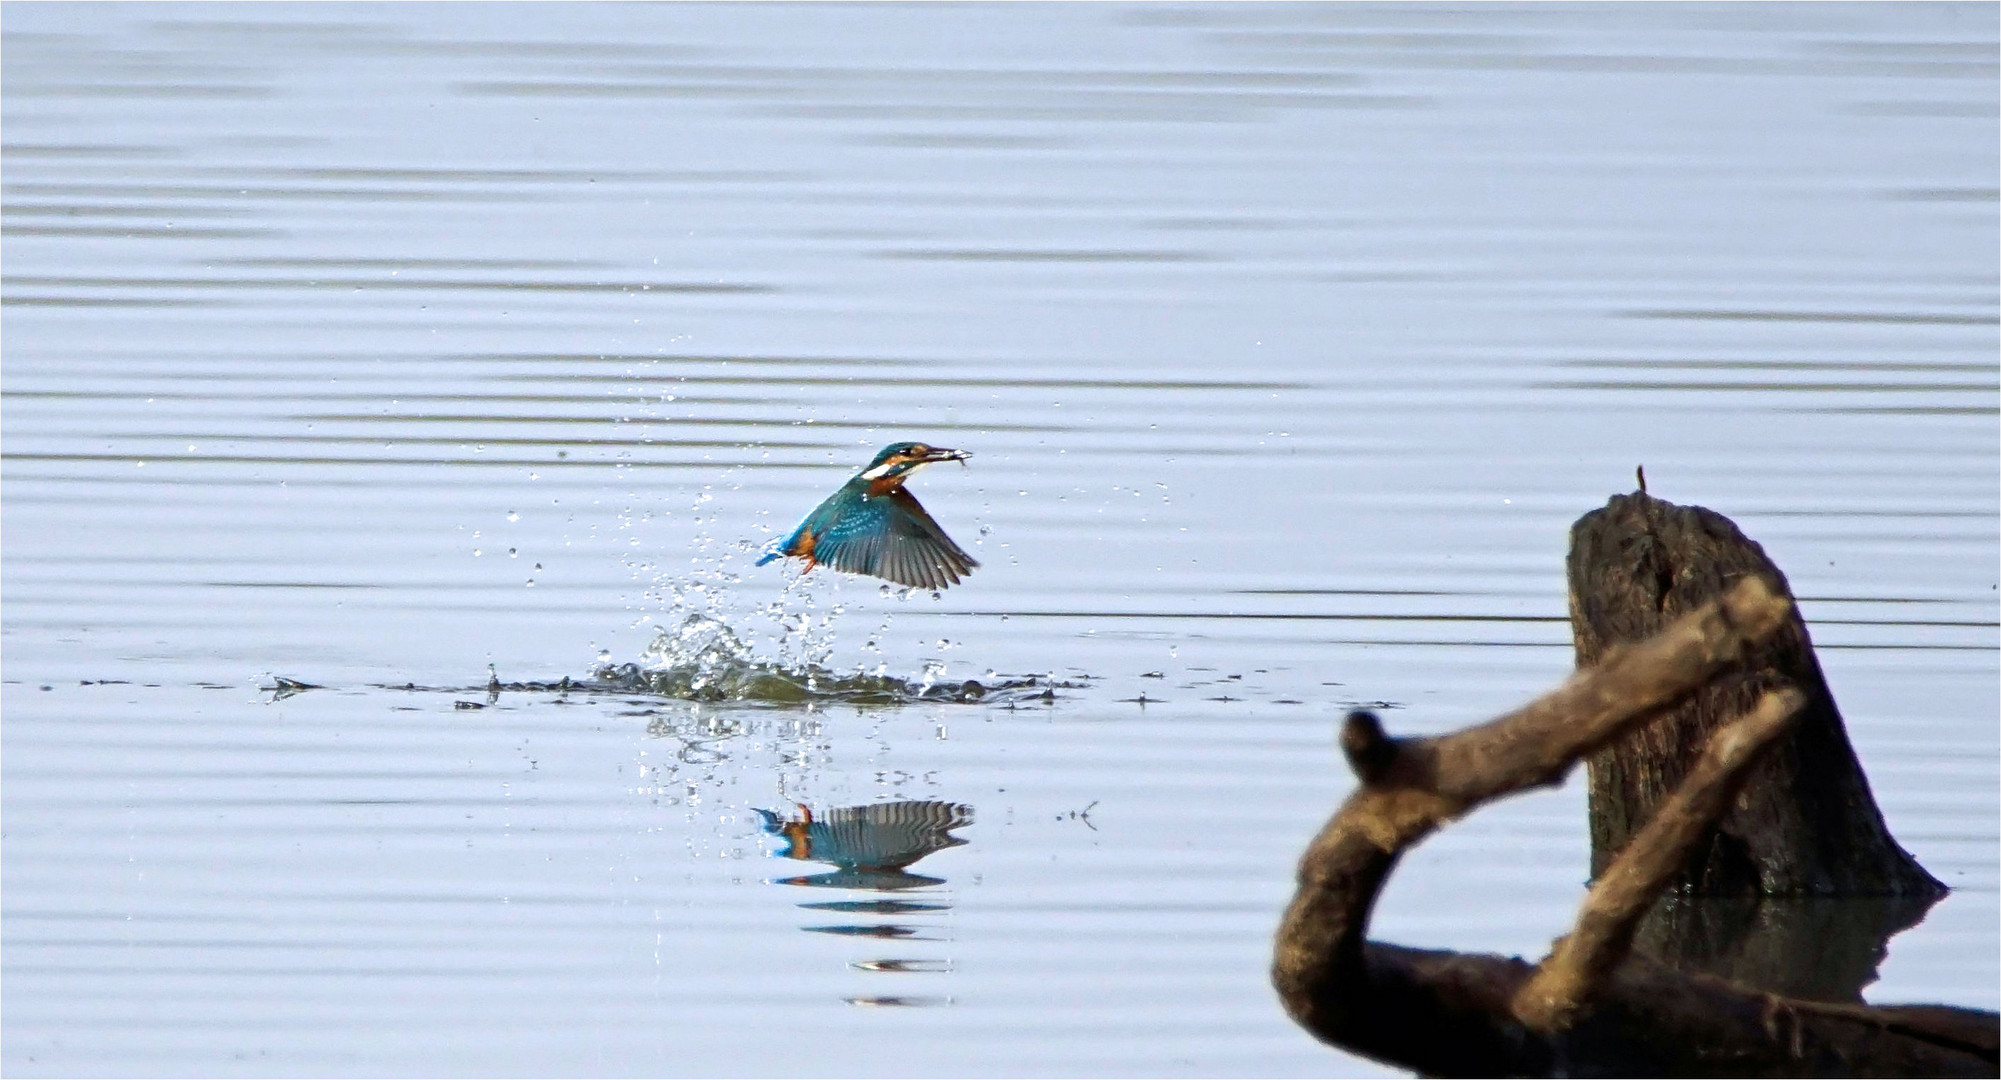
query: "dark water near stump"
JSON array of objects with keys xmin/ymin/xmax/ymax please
[{"xmin": 3, "ymin": 5, "xmax": 1995, "ymax": 1077}]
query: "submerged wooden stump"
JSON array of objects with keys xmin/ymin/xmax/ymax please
[
  {"xmin": 1270, "ymin": 503, "xmax": 1996, "ymax": 1077},
  {"xmin": 1568, "ymin": 487, "xmax": 1943, "ymax": 899}
]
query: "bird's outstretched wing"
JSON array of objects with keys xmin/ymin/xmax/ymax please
[{"xmin": 813, "ymin": 488, "xmax": 978, "ymax": 590}]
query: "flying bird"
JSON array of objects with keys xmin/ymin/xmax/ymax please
[{"xmin": 756, "ymin": 441, "xmax": 978, "ymax": 590}]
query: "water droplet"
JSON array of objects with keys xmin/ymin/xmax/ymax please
[
  {"xmin": 472, "ymin": 548, "xmax": 483, "ymax": 557},
  {"xmin": 507, "ymin": 511, "xmax": 519, "ymax": 522}
]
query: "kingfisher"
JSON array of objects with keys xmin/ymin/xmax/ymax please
[{"xmin": 756, "ymin": 441, "xmax": 979, "ymax": 590}]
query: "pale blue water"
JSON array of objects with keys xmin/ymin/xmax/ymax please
[{"xmin": 4, "ymin": 4, "xmax": 1995, "ymax": 1076}]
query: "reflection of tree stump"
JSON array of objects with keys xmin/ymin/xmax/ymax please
[
  {"xmin": 1634, "ymin": 893, "xmax": 1935, "ymax": 1003},
  {"xmin": 1568, "ymin": 490, "xmax": 1943, "ymax": 900}
]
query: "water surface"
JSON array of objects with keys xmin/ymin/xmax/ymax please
[{"xmin": 4, "ymin": 4, "xmax": 1996, "ymax": 1077}]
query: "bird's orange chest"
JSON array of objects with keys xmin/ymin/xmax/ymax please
[{"xmin": 866, "ymin": 476, "xmax": 905, "ymax": 498}]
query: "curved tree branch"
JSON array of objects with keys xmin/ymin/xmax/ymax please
[
  {"xmin": 1271, "ymin": 573, "xmax": 1997, "ymax": 1077},
  {"xmin": 1274, "ymin": 576, "xmax": 1793, "ymax": 1026}
]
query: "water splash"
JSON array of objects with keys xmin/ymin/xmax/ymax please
[{"xmin": 592, "ymin": 612, "xmax": 1051, "ymax": 706}]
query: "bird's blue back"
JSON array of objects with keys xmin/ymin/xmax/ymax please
[{"xmin": 758, "ymin": 450, "xmax": 978, "ymax": 590}]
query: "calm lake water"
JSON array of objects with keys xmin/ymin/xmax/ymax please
[{"xmin": 3, "ymin": 4, "xmax": 1996, "ymax": 1076}]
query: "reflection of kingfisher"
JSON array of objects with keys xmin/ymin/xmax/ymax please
[
  {"xmin": 756, "ymin": 801, "xmax": 974, "ymax": 873},
  {"xmin": 756, "ymin": 442, "xmax": 978, "ymax": 590}
]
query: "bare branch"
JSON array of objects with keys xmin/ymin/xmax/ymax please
[
  {"xmin": 1275, "ymin": 577, "xmax": 1794, "ymax": 1033},
  {"xmin": 1425, "ymin": 574, "xmax": 1791, "ymax": 806}
]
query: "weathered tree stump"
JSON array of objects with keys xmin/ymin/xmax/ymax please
[
  {"xmin": 1567, "ymin": 488, "xmax": 1946, "ymax": 1003},
  {"xmin": 1568, "ymin": 489, "xmax": 1942, "ymax": 900}
]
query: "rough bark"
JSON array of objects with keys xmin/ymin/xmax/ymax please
[
  {"xmin": 1568, "ymin": 490, "xmax": 1942, "ymax": 899},
  {"xmin": 1511, "ymin": 689, "xmax": 1804, "ymax": 1033}
]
